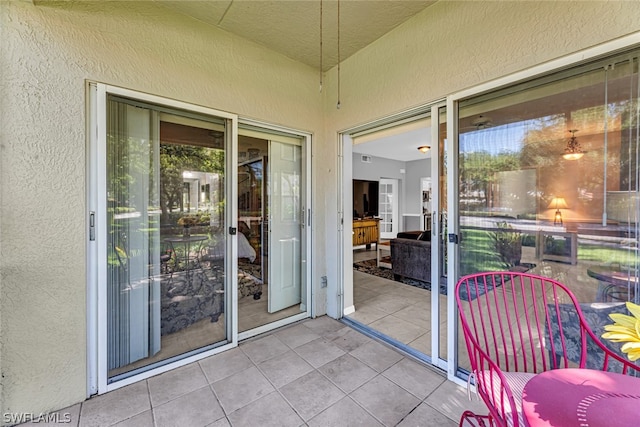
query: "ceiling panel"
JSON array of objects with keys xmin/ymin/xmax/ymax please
[{"xmin": 156, "ymin": 0, "xmax": 436, "ymax": 71}]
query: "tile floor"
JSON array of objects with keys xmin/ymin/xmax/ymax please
[
  {"xmin": 347, "ymin": 245, "xmax": 604, "ymax": 372},
  {"xmin": 26, "ymin": 317, "xmax": 488, "ymax": 427}
]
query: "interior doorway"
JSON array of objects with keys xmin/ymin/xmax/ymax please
[{"xmin": 340, "ymin": 101, "xmax": 448, "ymax": 370}]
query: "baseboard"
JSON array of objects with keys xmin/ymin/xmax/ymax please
[{"xmin": 343, "ymin": 305, "xmax": 356, "ymax": 316}]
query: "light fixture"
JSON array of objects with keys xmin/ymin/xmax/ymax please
[
  {"xmin": 548, "ymin": 197, "xmax": 568, "ymax": 225},
  {"xmin": 417, "ymin": 145, "xmax": 431, "ymax": 154},
  {"xmin": 562, "ymin": 129, "xmax": 584, "ymax": 160}
]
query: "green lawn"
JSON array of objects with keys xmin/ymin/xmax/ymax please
[{"xmin": 460, "ymin": 228, "xmax": 638, "ymax": 275}]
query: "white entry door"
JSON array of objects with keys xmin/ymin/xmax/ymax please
[
  {"xmin": 379, "ymin": 178, "xmax": 399, "ymax": 239},
  {"xmin": 268, "ymin": 139, "xmax": 303, "ymax": 313}
]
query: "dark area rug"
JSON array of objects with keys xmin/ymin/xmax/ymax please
[
  {"xmin": 353, "ymin": 258, "xmax": 535, "ymax": 301},
  {"xmin": 353, "ymin": 259, "xmax": 448, "ymax": 296}
]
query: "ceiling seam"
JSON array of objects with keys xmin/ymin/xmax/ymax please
[{"xmin": 218, "ymin": 0, "xmax": 234, "ymax": 25}]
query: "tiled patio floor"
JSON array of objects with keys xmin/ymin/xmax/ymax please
[{"xmin": 23, "ymin": 317, "xmax": 488, "ymax": 427}]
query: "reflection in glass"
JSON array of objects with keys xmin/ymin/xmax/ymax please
[
  {"xmin": 456, "ymin": 50, "xmax": 640, "ymax": 371},
  {"xmin": 107, "ymin": 99, "xmax": 227, "ymax": 380}
]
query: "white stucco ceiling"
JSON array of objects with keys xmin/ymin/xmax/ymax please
[{"xmin": 155, "ymin": 0, "xmax": 436, "ymax": 71}]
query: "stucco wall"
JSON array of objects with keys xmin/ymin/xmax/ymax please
[
  {"xmin": 320, "ymin": 0, "xmax": 640, "ymax": 317},
  {"xmin": 0, "ymin": 1, "xmax": 322, "ymax": 415}
]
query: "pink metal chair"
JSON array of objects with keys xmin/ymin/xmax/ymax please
[{"xmin": 455, "ymin": 271, "xmax": 640, "ymax": 427}]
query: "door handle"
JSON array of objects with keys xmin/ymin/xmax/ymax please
[{"xmin": 432, "ymin": 211, "xmax": 437, "ymax": 236}]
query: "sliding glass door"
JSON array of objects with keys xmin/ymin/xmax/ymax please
[
  {"xmin": 453, "ymin": 49, "xmax": 640, "ymax": 377},
  {"xmin": 89, "ymin": 85, "xmax": 238, "ymax": 390},
  {"xmin": 89, "ymin": 85, "xmax": 312, "ymax": 391}
]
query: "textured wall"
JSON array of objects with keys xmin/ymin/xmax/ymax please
[
  {"xmin": 3, "ymin": 0, "xmax": 640, "ymax": 417},
  {"xmin": 0, "ymin": 1, "xmax": 322, "ymax": 415},
  {"xmin": 319, "ymin": 0, "xmax": 640, "ymax": 317}
]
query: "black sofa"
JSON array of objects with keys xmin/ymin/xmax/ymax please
[{"xmin": 390, "ymin": 231, "xmax": 431, "ymax": 282}]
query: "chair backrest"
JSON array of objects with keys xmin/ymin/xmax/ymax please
[{"xmin": 456, "ymin": 271, "xmax": 640, "ymax": 427}]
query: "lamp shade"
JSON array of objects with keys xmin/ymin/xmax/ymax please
[{"xmin": 548, "ymin": 197, "xmax": 568, "ymax": 210}]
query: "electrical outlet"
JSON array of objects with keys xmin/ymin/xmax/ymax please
[{"xmin": 321, "ymin": 276, "xmax": 328, "ymax": 288}]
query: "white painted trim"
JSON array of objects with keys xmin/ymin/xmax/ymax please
[
  {"xmin": 86, "ymin": 82, "xmax": 99, "ymax": 397},
  {"xmin": 238, "ymin": 312, "xmax": 310, "ymax": 341},
  {"xmin": 96, "ymin": 83, "xmax": 108, "ymax": 394},
  {"xmin": 343, "ymin": 305, "xmax": 355, "ymax": 316},
  {"xmin": 105, "ymin": 342, "xmax": 236, "ymax": 392},
  {"xmin": 446, "ymin": 95, "xmax": 460, "ymax": 381},
  {"xmin": 101, "ymin": 85, "xmax": 237, "ymax": 121},
  {"xmin": 228, "ymin": 116, "xmax": 239, "ymax": 348},
  {"xmin": 304, "ymin": 132, "xmax": 313, "ymax": 319},
  {"xmin": 429, "ymin": 103, "xmax": 441, "ymax": 365},
  {"xmin": 338, "ymin": 133, "xmax": 353, "ymax": 320}
]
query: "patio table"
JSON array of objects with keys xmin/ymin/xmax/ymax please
[
  {"xmin": 587, "ymin": 265, "xmax": 638, "ymax": 302},
  {"xmin": 164, "ymin": 235, "xmax": 208, "ymax": 283},
  {"xmin": 522, "ymin": 368, "xmax": 640, "ymax": 427}
]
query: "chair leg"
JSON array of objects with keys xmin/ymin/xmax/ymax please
[{"xmin": 459, "ymin": 411, "xmax": 492, "ymax": 427}]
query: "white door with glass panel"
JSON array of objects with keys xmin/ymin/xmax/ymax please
[
  {"xmin": 268, "ymin": 139, "xmax": 303, "ymax": 313},
  {"xmin": 379, "ymin": 178, "xmax": 398, "ymax": 239}
]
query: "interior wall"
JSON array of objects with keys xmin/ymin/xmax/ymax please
[
  {"xmin": 405, "ymin": 158, "xmax": 431, "ymax": 216},
  {"xmin": 352, "ymin": 153, "xmax": 405, "ymax": 182},
  {"xmin": 322, "ymin": 1, "xmax": 640, "ymax": 318},
  {"xmin": 0, "ymin": 1, "xmax": 322, "ymax": 415}
]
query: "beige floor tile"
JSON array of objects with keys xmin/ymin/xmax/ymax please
[
  {"xmin": 148, "ymin": 362, "xmax": 208, "ymax": 407},
  {"xmin": 207, "ymin": 417, "xmax": 231, "ymax": 427},
  {"xmin": 350, "ymin": 340, "xmax": 403, "ymax": 372},
  {"xmin": 113, "ymin": 410, "xmax": 153, "ymax": 427},
  {"xmin": 369, "ymin": 315, "xmax": 427, "ymax": 344},
  {"xmin": 365, "ymin": 293, "xmax": 416, "ymax": 315},
  {"xmin": 381, "ymin": 358, "xmax": 446, "ymax": 400},
  {"xmin": 199, "ymin": 348, "xmax": 253, "ymax": 383},
  {"xmin": 423, "ymin": 379, "xmax": 490, "ymax": 422},
  {"xmin": 294, "ymin": 338, "xmax": 346, "ymax": 368},
  {"xmin": 396, "ymin": 402, "xmax": 457, "ymax": 427},
  {"xmin": 347, "ymin": 305, "xmax": 389, "ymax": 325},
  {"xmin": 211, "ymin": 366, "xmax": 275, "ymax": 414},
  {"xmin": 307, "ymin": 396, "xmax": 383, "ymax": 427},
  {"xmin": 393, "ymin": 303, "xmax": 431, "ymax": 326},
  {"xmin": 153, "ymin": 387, "xmax": 224, "ymax": 427},
  {"xmin": 408, "ymin": 332, "xmax": 431, "ymax": 355},
  {"xmin": 274, "ymin": 323, "xmax": 321, "ymax": 349},
  {"xmin": 258, "ymin": 350, "xmax": 314, "ymax": 388},
  {"xmin": 240, "ymin": 334, "xmax": 289, "ymax": 364},
  {"xmin": 300, "ymin": 316, "xmax": 346, "ymax": 336},
  {"xmin": 279, "ymin": 371, "xmax": 345, "ymax": 421},
  {"xmin": 350, "ymin": 375, "xmax": 421, "ymax": 426},
  {"xmin": 227, "ymin": 392, "xmax": 304, "ymax": 427},
  {"xmin": 324, "ymin": 326, "xmax": 372, "ymax": 352},
  {"xmin": 353, "ymin": 287, "xmax": 381, "ymax": 303},
  {"xmin": 318, "ymin": 354, "xmax": 377, "ymax": 393},
  {"xmin": 79, "ymin": 381, "xmax": 150, "ymax": 427}
]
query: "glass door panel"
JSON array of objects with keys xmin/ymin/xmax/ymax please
[
  {"xmin": 106, "ymin": 97, "xmax": 228, "ymax": 380},
  {"xmin": 455, "ymin": 51, "xmax": 640, "ymax": 377},
  {"xmin": 379, "ymin": 179, "xmax": 398, "ymax": 238},
  {"xmin": 237, "ymin": 128, "xmax": 307, "ymax": 333},
  {"xmin": 435, "ymin": 105, "xmax": 448, "ymax": 364}
]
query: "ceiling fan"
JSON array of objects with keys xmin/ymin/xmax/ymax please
[{"xmin": 460, "ymin": 115, "xmax": 495, "ymax": 131}]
